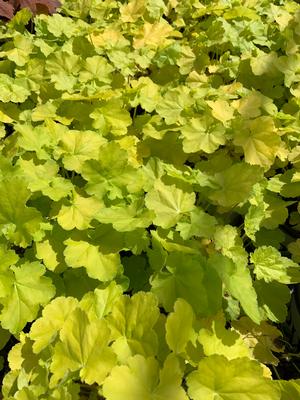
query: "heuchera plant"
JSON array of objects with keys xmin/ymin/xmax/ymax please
[
  {"xmin": 0, "ymin": 0, "xmax": 299, "ymax": 399},
  {"xmin": 0, "ymin": 0, "xmax": 60, "ymax": 19}
]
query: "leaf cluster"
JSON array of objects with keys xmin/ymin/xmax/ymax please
[{"xmin": 0, "ymin": 0, "xmax": 298, "ymax": 399}]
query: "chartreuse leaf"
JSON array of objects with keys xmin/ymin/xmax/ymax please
[
  {"xmin": 206, "ymin": 100, "xmax": 235, "ymax": 123},
  {"xmin": 208, "ymin": 253, "xmax": 261, "ymax": 324},
  {"xmin": 95, "ymin": 198, "xmax": 154, "ymax": 232},
  {"xmin": 151, "ymin": 252, "xmax": 222, "ymax": 315},
  {"xmin": 187, "ymin": 355, "xmax": 280, "ymax": 400},
  {"xmin": 0, "ymin": 177, "xmax": 44, "ymax": 247},
  {"xmin": 213, "ymin": 225, "xmax": 248, "ymax": 267},
  {"xmin": 198, "ymin": 313, "xmax": 251, "ymax": 360},
  {"xmin": 233, "ymin": 117, "xmax": 282, "ymax": 168},
  {"xmin": 130, "ymin": 77, "xmax": 161, "ymax": 113},
  {"xmin": 81, "ymin": 141, "xmax": 142, "ymax": 199},
  {"xmin": 251, "ymin": 246, "xmax": 300, "ymax": 284},
  {"xmin": 145, "ymin": 180, "xmax": 195, "ymax": 229},
  {"xmin": 79, "ymin": 282, "xmax": 123, "ymax": 321},
  {"xmin": 79, "ymin": 55, "xmax": 114, "ymax": 84},
  {"xmin": 207, "ymin": 163, "xmax": 263, "ymax": 208},
  {"xmin": 102, "ymin": 354, "xmax": 188, "ymax": 400},
  {"xmin": 120, "ymin": 0, "xmax": 146, "ymax": 22},
  {"xmin": 54, "ymin": 129, "xmax": 107, "ymax": 173},
  {"xmin": 133, "ymin": 20, "xmax": 177, "ymax": 50},
  {"xmin": 64, "ymin": 239, "xmax": 121, "ymax": 281},
  {"xmin": 0, "ymin": 74, "xmax": 30, "ymax": 103},
  {"xmin": 0, "ymin": 243, "xmax": 18, "ymax": 271},
  {"xmin": 165, "ymin": 298, "xmax": 197, "ymax": 355},
  {"xmin": 29, "ymin": 297, "xmax": 79, "ymax": 353},
  {"xmin": 90, "ymin": 99, "xmax": 132, "ymax": 136},
  {"xmin": 261, "ymin": 193, "xmax": 290, "ymax": 229},
  {"xmin": 276, "ymin": 380, "xmax": 300, "ymax": 400},
  {"xmin": 176, "ymin": 208, "xmax": 217, "ymax": 240},
  {"xmin": 156, "ymin": 86, "xmax": 193, "ymax": 124},
  {"xmin": 50, "ymin": 308, "xmax": 116, "ymax": 386},
  {"xmin": 15, "ymin": 123, "xmax": 57, "ymax": 160},
  {"xmin": 35, "ymin": 223, "xmax": 68, "ymax": 272},
  {"xmin": 16, "ymin": 158, "xmax": 73, "ymax": 201},
  {"xmin": 56, "ymin": 190, "xmax": 104, "ymax": 230},
  {"xmin": 180, "ymin": 116, "xmax": 226, "ymax": 154},
  {"xmin": 244, "ymin": 182, "xmax": 270, "ymax": 240},
  {"xmin": 106, "ymin": 292, "xmax": 159, "ymax": 363},
  {"xmin": 0, "ymin": 262, "xmax": 55, "ymax": 334}
]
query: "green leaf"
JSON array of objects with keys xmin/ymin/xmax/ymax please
[
  {"xmin": 187, "ymin": 355, "xmax": 280, "ymax": 400},
  {"xmin": 35, "ymin": 223, "xmax": 68, "ymax": 272},
  {"xmin": 180, "ymin": 116, "xmax": 226, "ymax": 154},
  {"xmin": 213, "ymin": 225, "xmax": 248, "ymax": 269},
  {"xmin": 57, "ymin": 191, "xmax": 103, "ymax": 230},
  {"xmin": 3, "ymin": 34, "xmax": 33, "ymax": 67},
  {"xmin": 0, "ymin": 74, "xmax": 30, "ymax": 103},
  {"xmin": 81, "ymin": 141, "xmax": 142, "ymax": 199},
  {"xmin": 90, "ymin": 99, "xmax": 132, "ymax": 136},
  {"xmin": 151, "ymin": 252, "xmax": 222, "ymax": 315},
  {"xmin": 64, "ymin": 239, "xmax": 121, "ymax": 281},
  {"xmin": 165, "ymin": 298, "xmax": 197, "ymax": 354},
  {"xmin": 54, "ymin": 130, "xmax": 106, "ymax": 173},
  {"xmin": 95, "ymin": 199, "xmax": 153, "ymax": 232},
  {"xmin": 156, "ymin": 86, "xmax": 193, "ymax": 124},
  {"xmin": 288, "ymin": 239, "xmax": 300, "ymax": 263},
  {"xmin": 29, "ymin": 296, "xmax": 79, "ymax": 353},
  {"xmin": 208, "ymin": 163, "xmax": 263, "ymax": 208},
  {"xmin": 0, "ymin": 262, "xmax": 55, "ymax": 334},
  {"xmin": 209, "ymin": 253, "xmax": 261, "ymax": 324},
  {"xmin": 176, "ymin": 208, "xmax": 217, "ymax": 240},
  {"xmin": 251, "ymin": 246, "xmax": 300, "ymax": 284},
  {"xmin": 107, "ymin": 292, "xmax": 159, "ymax": 362},
  {"xmin": 79, "ymin": 282, "xmax": 123, "ymax": 321},
  {"xmin": 244, "ymin": 182, "xmax": 270, "ymax": 240},
  {"xmin": 198, "ymin": 314, "xmax": 251, "ymax": 360},
  {"xmin": 276, "ymin": 380, "xmax": 300, "ymax": 400},
  {"xmin": 0, "ymin": 178, "xmax": 43, "ymax": 247},
  {"xmin": 79, "ymin": 56, "xmax": 114, "ymax": 84},
  {"xmin": 17, "ymin": 158, "xmax": 73, "ymax": 201},
  {"xmin": 145, "ymin": 180, "xmax": 195, "ymax": 229},
  {"xmin": 50, "ymin": 308, "xmax": 116, "ymax": 386},
  {"xmin": 103, "ymin": 354, "xmax": 188, "ymax": 400},
  {"xmin": 206, "ymin": 100, "xmax": 234, "ymax": 123},
  {"xmin": 120, "ymin": 0, "xmax": 146, "ymax": 22},
  {"xmin": 233, "ymin": 117, "xmax": 282, "ymax": 168},
  {"xmin": 254, "ymin": 280, "xmax": 290, "ymax": 323}
]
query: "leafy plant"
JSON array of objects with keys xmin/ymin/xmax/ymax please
[
  {"xmin": 0, "ymin": 0, "xmax": 299, "ymax": 398},
  {"xmin": 0, "ymin": 0, "xmax": 60, "ymax": 19}
]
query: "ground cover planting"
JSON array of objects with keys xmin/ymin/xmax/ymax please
[{"xmin": 0, "ymin": 0, "xmax": 299, "ymax": 398}]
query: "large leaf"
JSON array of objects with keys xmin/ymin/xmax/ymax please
[
  {"xmin": 209, "ymin": 253, "xmax": 261, "ymax": 324},
  {"xmin": 0, "ymin": 261, "xmax": 55, "ymax": 334},
  {"xmin": 103, "ymin": 354, "xmax": 188, "ymax": 400},
  {"xmin": 145, "ymin": 180, "xmax": 195, "ymax": 229},
  {"xmin": 106, "ymin": 292, "xmax": 159, "ymax": 362},
  {"xmin": 251, "ymin": 246, "xmax": 300, "ymax": 284},
  {"xmin": 64, "ymin": 239, "xmax": 121, "ymax": 281},
  {"xmin": 151, "ymin": 252, "xmax": 222, "ymax": 315},
  {"xmin": 187, "ymin": 355, "xmax": 280, "ymax": 400},
  {"xmin": 51, "ymin": 308, "xmax": 116, "ymax": 386}
]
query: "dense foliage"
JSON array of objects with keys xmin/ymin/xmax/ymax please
[{"xmin": 0, "ymin": 0, "xmax": 299, "ymax": 398}]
